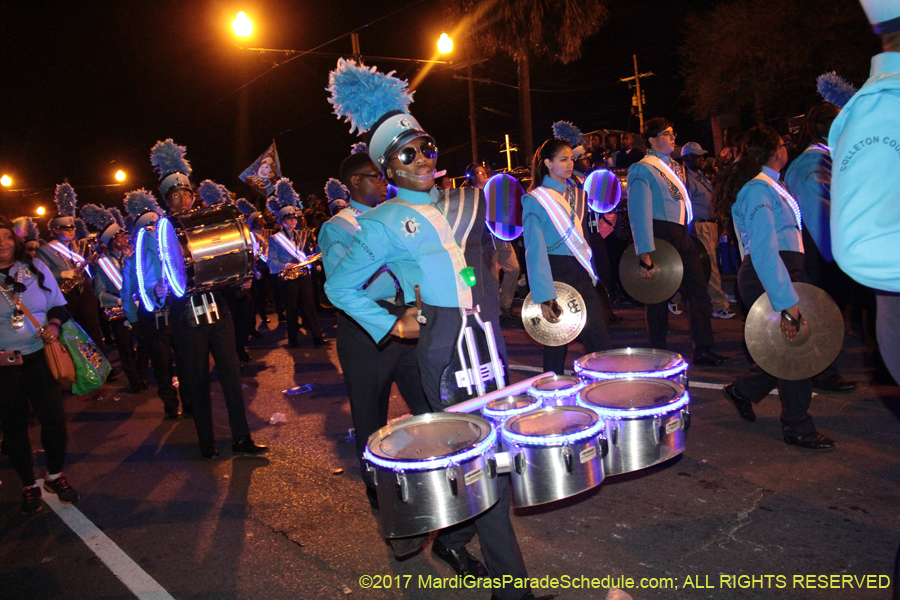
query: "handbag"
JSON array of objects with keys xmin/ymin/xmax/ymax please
[
  {"xmin": 16, "ymin": 300, "xmax": 76, "ymax": 389},
  {"xmin": 58, "ymin": 319, "xmax": 112, "ymax": 395}
]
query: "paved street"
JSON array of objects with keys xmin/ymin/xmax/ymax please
[{"xmin": 1, "ymin": 299, "xmax": 898, "ymax": 600}]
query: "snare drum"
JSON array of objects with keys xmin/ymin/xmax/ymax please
[
  {"xmin": 482, "ymin": 395, "xmax": 543, "ymax": 450},
  {"xmin": 363, "ymin": 413, "xmax": 500, "ymax": 538},
  {"xmin": 577, "ymin": 378, "xmax": 690, "ymax": 476},
  {"xmin": 157, "ymin": 204, "xmax": 254, "ymax": 297},
  {"xmin": 501, "ymin": 406, "xmax": 606, "ymax": 507},
  {"xmin": 526, "ymin": 374, "xmax": 586, "ymax": 406},
  {"xmin": 574, "ymin": 348, "xmax": 688, "ymax": 387}
]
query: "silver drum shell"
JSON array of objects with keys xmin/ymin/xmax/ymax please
[
  {"xmin": 526, "ymin": 374, "xmax": 586, "ymax": 407},
  {"xmin": 575, "ymin": 348, "xmax": 689, "ymax": 389}
]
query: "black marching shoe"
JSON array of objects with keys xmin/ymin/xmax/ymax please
[
  {"xmin": 164, "ymin": 408, "xmax": 182, "ymax": 420},
  {"xmin": 784, "ymin": 431, "xmax": 835, "ymax": 450},
  {"xmin": 200, "ymin": 444, "xmax": 219, "ymax": 459},
  {"xmin": 181, "ymin": 405, "xmax": 194, "ymax": 419},
  {"xmin": 21, "ymin": 485, "xmax": 42, "ymax": 515},
  {"xmin": 722, "ymin": 383, "xmax": 756, "ymax": 422},
  {"xmin": 693, "ymin": 348, "xmax": 730, "ymax": 366},
  {"xmin": 431, "ymin": 540, "xmax": 488, "ymax": 578},
  {"xmin": 812, "ymin": 373, "xmax": 857, "ymax": 393},
  {"xmin": 232, "ymin": 435, "xmax": 268, "ymax": 455}
]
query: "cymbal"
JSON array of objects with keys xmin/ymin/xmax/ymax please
[
  {"xmin": 745, "ymin": 282, "xmax": 844, "ymax": 381},
  {"xmin": 521, "ymin": 282, "xmax": 587, "ymax": 346},
  {"xmin": 619, "ymin": 238, "xmax": 684, "ymax": 304}
]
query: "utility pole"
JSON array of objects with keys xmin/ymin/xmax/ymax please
[{"xmin": 620, "ymin": 54, "xmax": 654, "ymax": 131}]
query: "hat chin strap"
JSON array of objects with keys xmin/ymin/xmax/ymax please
[{"xmin": 392, "ymin": 169, "xmax": 436, "ymax": 183}]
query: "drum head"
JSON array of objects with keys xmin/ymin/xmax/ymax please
[
  {"xmin": 576, "ymin": 348, "xmax": 686, "ymax": 378},
  {"xmin": 532, "ymin": 375, "xmax": 581, "ymax": 392},
  {"xmin": 368, "ymin": 413, "xmax": 491, "ymax": 462},
  {"xmin": 580, "ymin": 378, "xmax": 685, "ymax": 412},
  {"xmin": 484, "ymin": 173, "xmax": 525, "ymax": 240},
  {"xmin": 157, "ymin": 217, "xmax": 187, "ymax": 297},
  {"xmin": 485, "ymin": 395, "xmax": 539, "ymax": 414},
  {"xmin": 505, "ymin": 406, "xmax": 598, "ymax": 438},
  {"xmin": 584, "ymin": 169, "xmax": 622, "ymax": 213}
]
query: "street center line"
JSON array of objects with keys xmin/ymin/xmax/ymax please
[{"xmin": 39, "ymin": 480, "xmax": 175, "ymax": 600}]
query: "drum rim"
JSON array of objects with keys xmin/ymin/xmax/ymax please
[
  {"xmin": 501, "ymin": 405, "xmax": 604, "ymax": 446},
  {"xmin": 574, "ymin": 348, "xmax": 687, "ymax": 380},
  {"xmin": 483, "ymin": 395, "xmax": 542, "ymax": 419},
  {"xmin": 364, "ymin": 413, "xmax": 496, "ymax": 471},
  {"xmin": 527, "ymin": 374, "xmax": 587, "ymax": 398},
  {"xmin": 577, "ymin": 377, "xmax": 689, "ymax": 418}
]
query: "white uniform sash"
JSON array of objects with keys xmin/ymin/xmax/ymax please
[
  {"xmin": 640, "ymin": 155, "xmax": 693, "ymax": 225},
  {"xmin": 332, "ymin": 208, "xmax": 361, "ymax": 232},
  {"xmin": 97, "ymin": 256, "xmax": 123, "ymax": 291},
  {"xmin": 753, "ymin": 172, "xmax": 803, "ymax": 232},
  {"xmin": 272, "ymin": 231, "xmax": 306, "ymax": 263},
  {"xmin": 530, "ymin": 186, "xmax": 597, "ymax": 282},
  {"xmin": 48, "ymin": 240, "xmax": 92, "ymax": 278}
]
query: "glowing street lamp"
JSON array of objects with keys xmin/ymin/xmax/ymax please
[
  {"xmin": 233, "ymin": 12, "xmax": 253, "ymax": 38},
  {"xmin": 0, "ymin": 175, "xmax": 11, "ymax": 187},
  {"xmin": 437, "ymin": 33, "xmax": 453, "ymax": 54},
  {"xmin": 36, "ymin": 206, "xmax": 46, "ymax": 216},
  {"xmin": 115, "ymin": 170, "xmax": 126, "ymax": 182}
]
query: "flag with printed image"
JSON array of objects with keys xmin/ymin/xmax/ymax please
[{"xmin": 240, "ymin": 141, "xmax": 282, "ymax": 196}]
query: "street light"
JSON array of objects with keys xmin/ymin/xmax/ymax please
[
  {"xmin": 115, "ymin": 170, "xmax": 126, "ymax": 182},
  {"xmin": 437, "ymin": 33, "xmax": 453, "ymax": 54},
  {"xmin": 36, "ymin": 206, "xmax": 45, "ymax": 216},
  {"xmin": 233, "ymin": 12, "xmax": 253, "ymax": 38},
  {"xmin": 0, "ymin": 175, "xmax": 11, "ymax": 187}
]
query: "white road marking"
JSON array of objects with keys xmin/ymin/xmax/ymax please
[{"xmin": 38, "ymin": 480, "xmax": 175, "ymax": 600}]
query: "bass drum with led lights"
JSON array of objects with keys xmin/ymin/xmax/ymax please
[
  {"xmin": 363, "ymin": 413, "xmax": 500, "ymax": 538},
  {"xmin": 577, "ymin": 378, "xmax": 690, "ymax": 476},
  {"xmin": 156, "ymin": 204, "xmax": 254, "ymax": 297}
]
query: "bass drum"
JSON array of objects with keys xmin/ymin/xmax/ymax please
[{"xmin": 157, "ymin": 204, "xmax": 254, "ymax": 297}]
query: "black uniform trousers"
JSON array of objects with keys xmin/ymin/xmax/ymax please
[
  {"xmin": 0, "ymin": 349, "xmax": 67, "ymax": 486},
  {"xmin": 64, "ymin": 279, "xmax": 104, "ymax": 351},
  {"xmin": 228, "ymin": 288, "xmax": 256, "ymax": 355},
  {"xmin": 137, "ymin": 306, "xmax": 183, "ymax": 413},
  {"xmin": 251, "ymin": 263, "xmax": 271, "ymax": 321},
  {"xmin": 267, "ymin": 274, "xmax": 286, "ymax": 318},
  {"xmin": 542, "ymin": 255, "xmax": 612, "ymax": 375},
  {"xmin": 734, "ymin": 251, "xmax": 815, "ymax": 438},
  {"xmin": 645, "ymin": 220, "xmax": 715, "ymax": 351},
  {"xmin": 110, "ymin": 317, "xmax": 146, "ymax": 389},
  {"xmin": 170, "ymin": 298, "xmax": 250, "ymax": 448},
  {"xmin": 417, "ymin": 303, "xmax": 529, "ymax": 600},
  {"xmin": 335, "ymin": 310, "xmax": 430, "ymax": 481},
  {"xmin": 275, "ymin": 275, "xmax": 323, "ymax": 344}
]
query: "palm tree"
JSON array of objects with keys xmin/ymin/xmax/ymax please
[{"xmin": 444, "ymin": 0, "xmax": 609, "ymax": 159}]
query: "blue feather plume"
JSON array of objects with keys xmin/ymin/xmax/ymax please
[
  {"xmin": 150, "ymin": 139, "xmax": 192, "ymax": 178},
  {"xmin": 817, "ymin": 72, "xmax": 858, "ymax": 108},
  {"xmin": 351, "ymin": 141, "xmax": 368, "ymax": 155},
  {"xmin": 327, "ymin": 58, "xmax": 414, "ymax": 135},
  {"xmin": 123, "ymin": 215, "xmax": 135, "ymax": 235},
  {"xmin": 74, "ymin": 218, "xmax": 88, "ymax": 240},
  {"xmin": 552, "ymin": 120, "xmax": 584, "ymax": 147},
  {"xmin": 198, "ymin": 180, "xmax": 229, "ymax": 206},
  {"xmin": 124, "ymin": 188, "xmax": 163, "ymax": 219},
  {"xmin": 54, "ymin": 183, "xmax": 78, "ymax": 216},
  {"xmin": 81, "ymin": 203, "xmax": 114, "ymax": 231},
  {"xmin": 273, "ymin": 178, "xmax": 299, "ymax": 210},
  {"xmin": 13, "ymin": 216, "xmax": 39, "ymax": 241},
  {"xmin": 108, "ymin": 207, "xmax": 125, "ymax": 230},
  {"xmin": 236, "ymin": 198, "xmax": 257, "ymax": 218},
  {"xmin": 266, "ymin": 196, "xmax": 280, "ymax": 216},
  {"xmin": 324, "ymin": 178, "xmax": 348, "ymax": 201}
]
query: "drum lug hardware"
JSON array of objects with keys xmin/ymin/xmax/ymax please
[
  {"xmin": 611, "ymin": 422, "xmax": 619, "ymax": 447},
  {"xmin": 364, "ymin": 461, "xmax": 377, "ymax": 487},
  {"xmin": 653, "ymin": 417, "xmax": 661, "ymax": 445},
  {"xmin": 599, "ymin": 436, "xmax": 609, "ymax": 458},
  {"xmin": 562, "ymin": 446, "xmax": 574, "ymax": 474},
  {"xmin": 682, "ymin": 408, "xmax": 691, "ymax": 431},
  {"xmin": 513, "ymin": 447, "xmax": 525, "ymax": 475},
  {"xmin": 487, "ymin": 456, "xmax": 498, "ymax": 479},
  {"xmin": 447, "ymin": 468, "xmax": 459, "ymax": 497},
  {"xmin": 395, "ymin": 471, "xmax": 409, "ymax": 503}
]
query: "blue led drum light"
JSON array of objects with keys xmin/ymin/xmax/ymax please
[
  {"xmin": 527, "ymin": 377, "xmax": 587, "ymax": 400},
  {"xmin": 482, "ymin": 399, "xmax": 543, "ymax": 421},
  {"xmin": 574, "ymin": 359, "xmax": 688, "ymax": 381},
  {"xmin": 135, "ymin": 228, "xmax": 157, "ymax": 312},
  {"xmin": 363, "ymin": 427, "xmax": 497, "ymax": 472},
  {"xmin": 157, "ymin": 217, "xmax": 186, "ymax": 297},
  {"xmin": 501, "ymin": 413, "xmax": 605, "ymax": 448},
  {"xmin": 577, "ymin": 390, "xmax": 690, "ymax": 420}
]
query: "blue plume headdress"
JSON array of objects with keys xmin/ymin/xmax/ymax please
[
  {"xmin": 236, "ymin": 198, "xmax": 257, "ymax": 218},
  {"xmin": 198, "ymin": 180, "xmax": 230, "ymax": 206},
  {"xmin": 324, "ymin": 178, "xmax": 349, "ymax": 202},
  {"xmin": 817, "ymin": 72, "xmax": 858, "ymax": 108},
  {"xmin": 124, "ymin": 188, "xmax": 163, "ymax": 219},
  {"xmin": 108, "ymin": 207, "xmax": 126, "ymax": 230},
  {"xmin": 351, "ymin": 141, "xmax": 368, "ymax": 155},
  {"xmin": 13, "ymin": 216, "xmax": 39, "ymax": 242},
  {"xmin": 268, "ymin": 177, "xmax": 299, "ymax": 222},
  {"xmin": 552, "ymin": 120, "xmax": 585, "ymax": 147},
  {"xmin": 123, "ymin": 215, "xmax": 135, "ymax": 235},
  {"xmin": 81, "ymin": 204, "xmax": 115, "ymax": 231},
  {"xmin": 74, "ymin": 218, "xmax": 88, "ymax": 240},
  {"xmin": 53, "ymin": 183, "xmax": 78, "ymax": 217},
  {"xmin": 150, "ymin": 139, "xmax": 192, "ymax": 178},
  {"xmin": 327, "ymin": 58, "xmax": 414, "ymax": 135}
]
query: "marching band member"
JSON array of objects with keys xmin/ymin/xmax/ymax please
[
  {"xmin": 627, "ymin": 118, "xmax": 729, "ymax": 366},
  {"xmin": 523, "ymin": 136, "xmax": 612, "ymax": 375},
  {"xmin": 714, "ymin": 125, "xmax": 834, "ymax": 450},
  {"xmin": 149, "ymin": 139, "xmax": 266, "ymax": 458},
  {"xmin": 319, "ymin": 153, "xmax": 430, "ymax": 507},
  {"xmin": 325, "ymin": 58, "xmax": 548, "ymax": 600},
  {"xmin": 13, "ymin": 217, "xmax": 42, "ymax": 259},
  {"xmin": 236, "ymin": 198, "xmax": 272, "ymax": 330},
  {"xmin": 35, "ymin": 183, "xmax": 106, "ymax": 352},
  {"xmin": 122, "ymin": 189, "xmax": 184, "ymax": 417},
  {"xmin": 266, "ymin": 178, "xmax": 327, "ymax": 348},
  {"xmin": 82, "ymin": 204, "xmax": 147, "ymax": 393}
]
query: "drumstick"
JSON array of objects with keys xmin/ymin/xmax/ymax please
[{"xmin": 414, "ymin": 284, "xmax": 426, "ymax": 324}]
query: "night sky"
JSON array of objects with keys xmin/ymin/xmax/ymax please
[{"xmin": 0, "ymin": 0, "xmax": 870, "ymax": 219}]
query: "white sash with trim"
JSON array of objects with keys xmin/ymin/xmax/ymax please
[
  {"xmin": 530, "ymin": 186, "xmax": 597, "ymax": 282},
  {"xmin": 332, "ymin": 208, "xmax": 361, "ymax": 233},
  {"xmin": 97, "ymin": 256, "xmax": 123, "ymax": 291},
  {"xmin": 753, "ymin": 172, "xmax": 803, "ymax": 232},
  {"xmin": 272, "ymin": 231, "xmax": 306, "ymax": 263},
  {"xmin": 48, "ymin": 240, "xmax": 92, "ymax": 278},
  {"xmin": 640, "ymin": 155, "xmax": 693, "ymax": 225}
]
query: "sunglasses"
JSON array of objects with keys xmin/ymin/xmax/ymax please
[
  {"xmin": 3, "ymin": 275, "xmax": 26, "ymax": 294},
  {"xmin": 395, "ymin": 141, "xmax": 438, "ymax": 165},
  {"xmin": 357, "ymin": 172, "xmax": 387, "ymax": 182},
  {"xmin": 56, "ymin": 225, "xmax": 76, "ymax": 231}
]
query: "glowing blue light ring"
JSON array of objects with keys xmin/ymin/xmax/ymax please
[
  {"xmin": 483, "ymin": 400, "xmax": 542, "ymax": 421},
  {"xmin": 135, "ymin": 228, "xmax": 157, "ymax": 312},
  {"xmin": 577, "ymin": 390, "xmax": 690, "ymax": 419},
  {"xmin": 527, "ymin": 378, "xmax": 587, "ymax": 400},
  {"xmin": 501, "ymin": 417, "xmax": 605, "ymax": 447},
  {"xmin": 157, "ymin": 218, "xmax": 186, "ymax": 298},
  {"xmin": 484, "ymin": 174, "xmax": 524, "ymax": 242},
  {"xmin": 574, "ymin": 360, "xmax": 688, "ymax": 381},
  {"xmin": 363, "ymin": 427, "xmax": 496, "ymax": 472}
]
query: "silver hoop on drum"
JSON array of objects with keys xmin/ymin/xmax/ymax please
[
  {"xmin": 577, "ymin": 378, "xmax": 690, "ymax": 476},
  {"xmin": 363, "ymin": 413, "xmax": 500, "ymax": 538},
  {"xmin": 574, "ymin": 348, "xmax": 689, "ymax": 387},
  {"xmin": 501, "ymin": 406, "xmax": 606, "ymax": 507},
  {"xmin": 526, "ymin": 374, "xmax": 586, "ymax": 406}
]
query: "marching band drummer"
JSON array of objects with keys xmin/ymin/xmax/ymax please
[
  {"xmin": 325, "ymin": 59, "xmax": 550, "ymax": 600},
  {"xmin": 522, "ymin": 136, "xmax": 612, "ymax": 375},
  {"xmin": 266, "ymin": 178, "xmax": 327, "ymax": 348},
  {"xmin": 148, "ymin": 139, "xmax": 267, "ymax": 459},
  {"xmin": 627, "ymin": 118, "xmax": 729, "ymax": 366},
  {"xmin": 81, "ymin": 204, "xmax": 147, "ymax": 394},
  {"xmin": 713, "ymin": 125, "xmax": 835, "ymax": 450},
  {"xmin": 236, "ymin": 199, "xmax": 273, "ymax": 330},
  {"xmin": 319, "ymin": 153, "xmax": 430, "ymax": 509}
]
